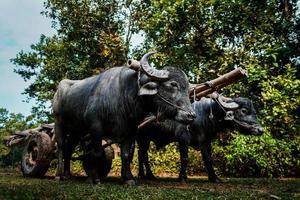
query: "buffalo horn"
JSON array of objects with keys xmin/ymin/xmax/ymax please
[
  {"xmin": 140, "ymin": 51, "xmax": 169, "ymax": 80},
  {"xmin": 217, "ymin": 95, "xmax": 239, "ymax": 110}
]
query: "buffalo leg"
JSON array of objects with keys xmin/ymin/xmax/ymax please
[
  {"xmin": 55, "ymin": 122, "xmax": 66, "ymax": 180},
  {"xmin": 121, "ymin": 139, "xmax": 135, "ymax": 185},
  {"xmin": 63, "ymin": 135, "xmax": 77, "ymax": 179},
  {"xmin": 137, "ymin": 140, "xmax": 146, "ymax": 178},
  {"xmin": 138, "ymin": 139, "xmax": 156, "ymax": 180},
  {"xmin": 88, "ymin": 135, "xmax": 104, "ymax": 184},
  {"xmin": 201, "ymin": 142, "xmax": 221, "ymax": 183},
  {"xmin": 178, "ymin": 140, "xmax": 189, "ymax": 183}
]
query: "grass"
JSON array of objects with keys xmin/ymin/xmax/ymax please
[{"xmin": 0, "ymin": 168, "xmax": 299, "ymax": 200}]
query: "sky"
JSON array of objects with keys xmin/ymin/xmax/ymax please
[
  {"xmin": 0, "ymin": 0, "xmax": 55, "ymax": 116},
  {"xmin": 0, "ymin": 1, "xmax": 144, "ymax": 117}
]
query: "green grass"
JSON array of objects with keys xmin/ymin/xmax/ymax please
[{"xmin": 0, "ymin": 168, "xmax": 299, "ymax": 200}]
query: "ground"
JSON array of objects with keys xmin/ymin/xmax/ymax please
[{"xmin": 0, "ymin": 168, "xmax": 299, "ymax": 200}]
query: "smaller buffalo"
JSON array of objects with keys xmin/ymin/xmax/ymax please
[{"xmin": 137, "ymin": 94, "xmax": 263, "ymax": 183}]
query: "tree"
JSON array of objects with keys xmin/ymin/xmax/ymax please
[
  {"xmin": 10, "ymin": 0, "xmax": 300, "ymax": 176},
  {"xmin": 134, "ymin": 0, "xmax": 300, "ymax": 138},
  {"xmin": 0, "ymin": 108, "xmax": 33, "ymax": 166},
  {"xmin": 0, "ymin": 108, "xmax": 10, "ymax": 157},
  {"xmin": 11, "ymin": 0, "xmax": 134, "ymax": 121},
  {"xmin": 133, "ymin": 0, "xmax": 300, "ymax": 176}
]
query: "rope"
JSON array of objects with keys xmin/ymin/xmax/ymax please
[
  {"xmin": 193, "ymin": 88, "xmax": 196, "ymax": 110},
  {"xmin": 232, "ymin": 118, "xmax": 258, "ymax": 129},
  {"xmin": 209, "ymin": 95, "xmax": 214, "ymax": 119},
  {"xmin": 156, "ymin": 93, "xmax": 190, "ymax": 113},
  {"xmin": 211, "ymin": 93, "xmax": 256, "ymax": 129},
  {"xmin": 137, "ymin": 70, "xmax": 141, "ymax": 89},
  {"xmin": 204, "ymin": 81, "xmax": 217, "ymax": 92}
]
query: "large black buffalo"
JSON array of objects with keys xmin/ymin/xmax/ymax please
[
  {"xmin": 137, "ymin": 94, "xmax": 263, "ymax": 183},
  {"xmin": 52, "ymin": 52, "xmax": 196, "ymax": 184}
]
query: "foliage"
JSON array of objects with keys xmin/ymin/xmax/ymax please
[
  {"xmin": 145, "ymin": 143, "xmax": 204, "ymax": 176},
  {"xmin": 111, "ymin": 135, "xmax": 298, "ymax": 178},
  {"xmin": 132, "ymin": 0, "xmax": 300, "ymax": 177},
  {"xmin": 11, "ymin": 0, "xmax": 133, "ymax": 119},
  {"xmin": 0, "ymin": 108, "xmax": 33, "ymax": 156},
  {"xmin": 1, "ymin": 168, "xmax": 299, "ymax": 200},
  {"xmin": 214, "ymin": 133, "xmax": 299, "ymax": 177},
  {"xmin": 0, "ymin": 108, "xmax": 34, "ymax": 167},
  {"xmin": 147, "ymin": 143, "xmax": 180, "ymax": 175},
  {"xmin": 9, "ymin": 0, "xmax": 300, "ymax": 177},
  {"xmin": 110, "ymin": 143, "xmax": 203, "ymax": 177},
  {"xmin": 135, "ymin": 0, "xmax": 300, "ymax": 137},
  {"xmin": 260, "ymin": 64, "xmax": 300, "ymax": 138},
  {"xmin": 101, "ymin": 143, "xmax": 201, "ymax": 177}
]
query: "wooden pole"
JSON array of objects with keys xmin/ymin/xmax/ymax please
[{"xmin": 189, "ymin": 67, "xmax": 247, "ymax": 102}]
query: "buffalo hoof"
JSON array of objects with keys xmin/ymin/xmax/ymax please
[
  {"xmin": 139, "ymin": 174, "xmax": 157, "ymax": 180},
  {"xmin": 209, "ymin": 177, "xmax": 223, "ymax": 183},
  {"xmin": 55, "ymin": 175, "xmax": 70, "ymax": 181},
  {"xmin": 93, "ymin": 178, "xmax": 101, "ymax": 185},
  {"xmin": 178, "ymin": 177, "xmax": 188, "ymax": 184},
  {"xmin": 124, "ymin": 179, "xmax": 136, "ymax": 186},
  {"xmin": 86, "ymin": 177, "xmax": 101, "ymax": 185},
  {"xmin": 180, "ymin": 179, "xmax": 187, "ymax": 184},
  {"xmin": 145, "ymin": 174, "xmax": 157, "ymax": 180}
]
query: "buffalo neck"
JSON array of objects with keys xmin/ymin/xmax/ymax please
[
  {"xmin": 118, "ymin": 68, "xmax": 153, "ymax": 125},
  {"xmin": 191, "ymin": 98, "xmax": 229, "ymax": 138}
]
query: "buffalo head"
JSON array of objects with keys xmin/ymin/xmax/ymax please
[
  {"xmin": 128, "ymin": 52, "xmax": 196, "ymax": 124},
  {"xmin": 218, "ymin": 96, "xmax": 263, "ymax": 135}
]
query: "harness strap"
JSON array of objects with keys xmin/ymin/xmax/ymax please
[
  {"xmin": 204, "ymin": 81, "xmax": 217, "ymax": 92},
  {"xmin": 210, "ymin": 93, "xmax": 255, "ymax": 129},
  {"xmin": 209, "ymin": 95, "xmax": 214, "ymax": 119},
  {"xmin": 193, "ymin": 88, "xmax": 196, "ymax": 110},
  {"xmin": 137, "ymin": 69, "xmax": 141, "ymax": 89},
  {"xmin": 232, "ymin": 118, "xmax": 258, "ymax": 129},
  {"xmin": 137, "ymin": 68, "xmax": 192, "ymax": 114},
  {"xmin": 156, "ymin": 93, "xmax": 186, "ymax": 111}
]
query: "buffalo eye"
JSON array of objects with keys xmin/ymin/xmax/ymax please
[
  {"xmin": 170, "ymin": 81, "xmax": 179, "ymax": 88},
  {"xmin": 241, "ymin": 108, "xmax": 248, "ymax": 115}
]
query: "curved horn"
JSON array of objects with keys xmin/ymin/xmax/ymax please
[
  {"xmin": 140, "ymin": 51, "xmax": 169, "ymax": 80},
  {"xmin": 217, "ymin": 95, "xmax": 239, "ymax": 110}
]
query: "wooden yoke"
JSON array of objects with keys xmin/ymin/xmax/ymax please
[{"xmin": 189, "ymin": 67, "xmax": 248, "ymax": 102}]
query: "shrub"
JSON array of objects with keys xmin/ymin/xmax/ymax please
[{"xmin": 214, "ymin": 132, "xmax": 298, "ymax": 177}]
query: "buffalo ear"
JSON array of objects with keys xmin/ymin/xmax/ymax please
[{"xmin": 138, "ymin": 82, "xmax": 158, "ymax": 96}]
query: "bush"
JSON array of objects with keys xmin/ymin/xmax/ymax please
[
  {"xmin": 110, "ymin": 143, "xmax": 204, "ymax": 177},
  {"xmin": 0, "ymin": 146, "xmax": 23, "ymax": 168},
  {"xmin": 108, "ymin": 134, "xmax": 300, "ymax": 178},
  {"xmin": 214, "ymin": 132, "xmax": 299, "ymax": 177},
  {"xmin": 5, "ymin": 134, "xmax": 299, "ymax": 179},
  {"xmin": 111, "ymin": 143, "xmax": 182, "ymax": 176}
]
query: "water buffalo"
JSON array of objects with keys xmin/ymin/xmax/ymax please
[
  {"xmin": 137, "ymin": 94, "xmax": 263, "ymax": 183},
  {"xmin": 52, "ymin": 52, "xmax": 196, "ymax": 184}
]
